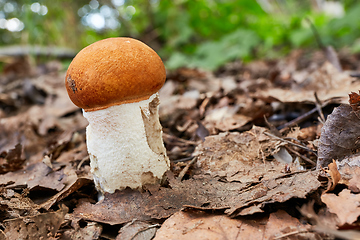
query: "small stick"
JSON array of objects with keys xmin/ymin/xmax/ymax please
[
  {"xmin": 178, "ymin": 157, "xmax": 197, "ymax": 181},
  {"xmin": 285, "ymin": 145, "xmax": 316, "ymax": 166},
  {"xmin": 173, "ymin": 156, "xmax": 195, "ymax": 163},
  {"xmin": 264, "ymin": 131, "xmax": 317, "ymax": 156},
  {"xmin": 279, "ymin": 107, "xmax": 318, "ymax": 132},
  {"xmin": 279, "ymin": 100, "xmax": 329, "ymax": 132},
  {"xmin": 77, "ymin": 156, "xmax": 90, "ymax": 170},
  {"xmin": 314, "ymin": 92, "xmax": 325, "ymax": 123},
  {"xmin": 130, "ymin": 224, "xmax": 160, "ymax": 240},
  {"xmin": 273, "ymin": 230, "xmax": 314, "ymax": 240}
]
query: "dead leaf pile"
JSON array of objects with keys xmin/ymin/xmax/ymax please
[{"xmin": 1, "ymin": 49, "xmax": 360, "ymax": 239}]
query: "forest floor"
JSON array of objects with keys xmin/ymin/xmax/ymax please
[{"xmin": 1, "ymin": 47, "xmax": 360, "ymax": 239}]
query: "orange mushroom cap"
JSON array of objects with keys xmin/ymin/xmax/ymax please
[{"xmin": 65, "ymin": 38, "xmax": 166, "ymax": 112}]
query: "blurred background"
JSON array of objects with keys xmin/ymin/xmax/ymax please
[{"xmin": 0, "ymin": 0, "xmax": 360, "ymax": 71}]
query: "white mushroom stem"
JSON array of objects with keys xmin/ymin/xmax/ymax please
[{"xmin": 83, "ymin": 93, "xmax": 170, "ymax": 193}]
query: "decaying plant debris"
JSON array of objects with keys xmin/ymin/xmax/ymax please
[{"xmin": 1, "ymin": 48, "xmax": 360, "ymax": 239}]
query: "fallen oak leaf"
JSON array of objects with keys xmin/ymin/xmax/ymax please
[{"xmin": 321, "ymin": 189, "xmax": 360, "ymax": 226}]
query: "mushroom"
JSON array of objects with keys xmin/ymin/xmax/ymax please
[{"xmin": 65, "ymin": 38, "xmax": 170, "ymax": 194}]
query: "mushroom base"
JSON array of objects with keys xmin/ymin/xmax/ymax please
[{"xmin": 83, "ymin": 93, "xmax": 170, "ymax": 194}]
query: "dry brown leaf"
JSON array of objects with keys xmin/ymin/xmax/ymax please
[
  {"xmin": 264, "ymin": 210, "xmax": 311, "ymax": 239},
  {"xmin": 71, "ymin": 126, "xmax": 321, "ymax": 225},
  {"xmin": 154, "ymin": 210, "xmax": 266, "ymax": 240},
  {"xmin": 0, "ymin": 188, "xmax": 39, "ymax": 219},
  {"xmin": 226, "ymin": 170, "xmax": 321, "ymax": 217},
  {"xmin": 2, "ymin": 205, "xmax": 68, "ymax": 239},
  {"xmin": 61, "ymin": 222, "xmax": 102, "ymax": 240},
  {"xmin": 40, "ymin": 176, "xmax": 92, "ymax": 210},
  {"xmin": 73, "ymin": 167, "xmax": 320, "ymax": 225},
  {"xmin": 155, "ymin": 210, "xmax": 313, "ymax": 240},
  {"xmin": 0, "ymin": 111, "xmax": 46, "ymax": 163},
  {"xmin": 0, "ymin": 143, "xmax": 25, "ymax": 174},
  {"xmin": 317, "ymin": 104, "xmax": 360, "ymax": 168},
  {"xmin": 321, "ymin": 189, "xmax": 360, "ymax": 226},
  {"xmin": 204, "ymin": 107, "xmax": 252, "ymax": 131},
  {"xmin": 338, "ymin": 165, "xmax": 360, "ymax": 193},
  {"xmin": 72, "ymin": 173, "xmax": 210, "ymax": 225},
  {"xmin": 0, "ymin": 161, "xmax": 91, "ymax": 210},
  {"xmin": 299, "ymin": 201, "xmax": 360, "ymax": 240},
  {"xmin": 0, "ymin": 162, "xmax": 68, "ymax": 191},
  {"xmin": 193, "ymin": 126, "xmax": 272, "ymax": 178},
  {"xmin": 255, "ymin": 62, "xmax": 360, "ymax": 105}
]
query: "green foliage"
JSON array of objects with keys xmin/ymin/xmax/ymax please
[
  {"xmin": 156, "ymin": 0, "xmax": 267, "ymax": 68},
  {"xmin": 167, "ymin": 29, "xmax": 260, "ymax": 70},
  {"xmin": 155, "ymin": 0, "xmax": 360, "ymax": 70},
  {"xmin": 1, "ymin": 0, "xmax": 360, "ymax": 70}
]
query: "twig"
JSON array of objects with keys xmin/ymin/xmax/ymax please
[
  {"xmin": 264, "ymin": 115, "xmax": 281, "ymax": 137},
  {"xmin": 77, "ymin": 156, "xmax": 90, "ymax": 170},
  {"xmin": 350, "ymin": 72, "xmax": 360, "ymax": 78},
  {"xmin": 278, "ymin": 107, "xmax": 318, "ymax": 132},
  {"xmin": 314, "ymin": 92, "xmax": 325, "ymax": 123},
  {"xmin": 264, "ymin": 131, "xmax": 317, "ymax": 156},
  {"xmin": 279, "ymin": 100, "xmax": 329, "ymax": 132},
  {"xmin": 172, "ymin": 156, "xmax": 195, "ymax": 163},
  {"xmin": 163, "ymin": 133, "xmax": 197, "ymax": 145},
  {"xmin": 178, "ymin": 157, "xmax": 197, "ymax": 181},
  {"xmin": 273, "ymin": 230, "xmax": 314, "ymax": 239},
  {"xmin": 130, "ymin": 224, "xmax": 161, "ymax": 240},
  {"xmin": 284, "ymin": 145, "xmax": 316, "ymax": 166}
]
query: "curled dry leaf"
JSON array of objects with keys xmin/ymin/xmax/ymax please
[
  {"xmin": 317, "ymin": 104, "xmax": 360, "ymax": 168},
  {"xmin": 322, "ymin": 160, "xmax": 341, "ymax": 193}
]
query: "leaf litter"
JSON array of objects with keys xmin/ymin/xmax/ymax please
[{"xmin": 1, "ymin": 49, "xmax": 360, "ymax": 239}]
